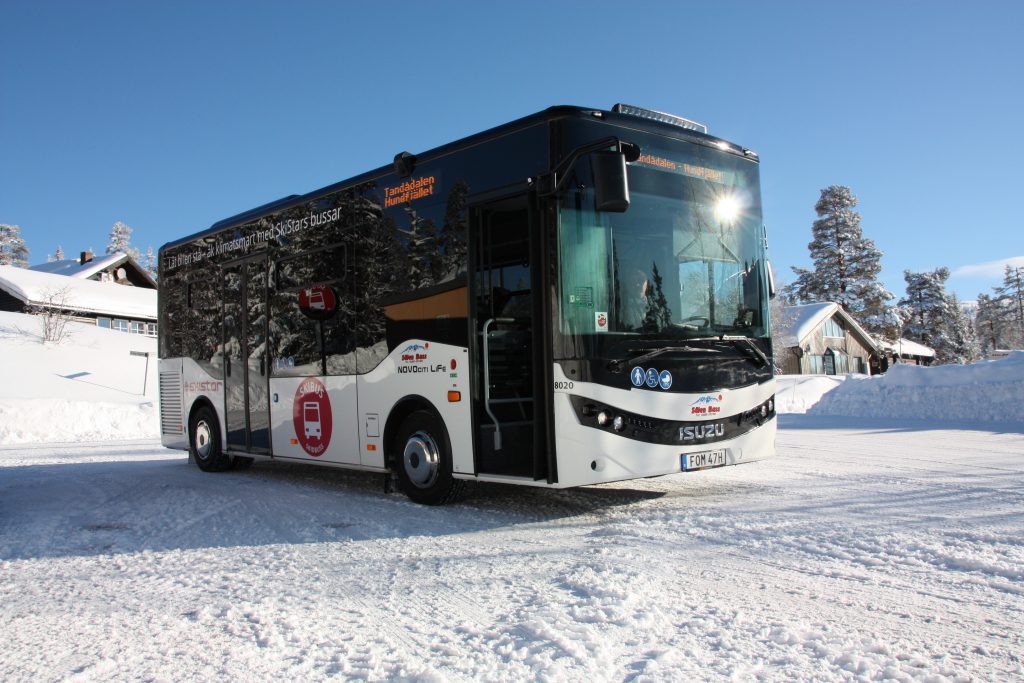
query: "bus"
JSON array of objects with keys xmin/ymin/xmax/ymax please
[{"xmin": 158, "ymin": 104, "xmax": 777, "ymax": 505}]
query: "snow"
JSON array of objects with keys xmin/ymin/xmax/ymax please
[
  {"xmin": 774, "ymin": 374, "xmax": 846, "ymax": 414},
  {"xmin": 811, "ymin": 353, "xmax": 1024, "ymax": 423},
  {"xmin": 776, "ymin": 302, "xmax": 837, "ymax": 346},
  {"xmin": 0, "ymin": 311, "xmax": 157, "ymax": 444},
  {"xmin": 776, "ymin": 302, "xmax": 879, "ymax": 354},
  {"xmin": 2, "ymin": 311, "xmax": 1023, "ymax": 680},
  {"xmin": 2, "ymin": 421, "xmax": 1022, "ymax": 681},
  {"xmin": 30, "ymin": 252, "xmax": 129, "ymax": 278},
  {"xmin": 877, "ymin": 337, "xmax": 936, "ymax": 358},
  {"xmin": 0, "ymin": 264, "xmax": 157, "ymax": 320}
]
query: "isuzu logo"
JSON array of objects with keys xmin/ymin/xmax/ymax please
[{"xmin": 679, "ymin": 423, "xmax": 725, "ymax": 441}]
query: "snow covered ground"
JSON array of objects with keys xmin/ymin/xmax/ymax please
[
  {"xmin": 0, "ymin": 311, "xmax": 158, "ymax": 444},
  {"xmin": 2, "ymin": 421, "xmax": 1022, "ymax": 681},
  {"xmin": 2, "ymin": 310, "xmax": 1023, "ymax": 680}
]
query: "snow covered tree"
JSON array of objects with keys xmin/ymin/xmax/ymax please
[
  {"xmin": 144, "ymin": 246, "xmax": 158, "ymax": 281},
  {"xmin": 900, "ymin": 267, "xmax": 977, "ymax": 364},
  {"xmin": 0, "ymin": 223, "xmax": 30, "ymax": 268},
  {"xmin": 106, "ymin": 221, "xmax": 142, "ymax": 262},
  {"xmin": 788, "ymin": 186, "xmax": 894, "ymax": 338},
  {"xmin": 993, "ymin": 264, "xmax": 1024, "ymax": 346},
  {"xmin": 642, "ymin": 262, "xmax": 672, "ymax": 333},
  {"xmin": 55, "ymin": 245, "xmax": 64, "ymax": 261},
  {"xmin": 769, "ymin": 284, "xmax": 798, "ymax": 374},
  {"xmin": 974, "ymin": 293, "xmax": 1005, "ymax": 353},
  {"xmin": 945, "ymin": 293, "xmax": 980, "ymax": 364},
  {"xmin": 399, "ymin": 207, "xmax": 438, "ymax": 291}
]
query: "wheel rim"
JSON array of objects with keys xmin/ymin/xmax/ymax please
[
  {"xmin": 402, "ymin": 430, "xmax": 440, "ymax": 488},
  {"xmin": 194, "ymin": 420, "xmax": 213, "ymax": 460}
]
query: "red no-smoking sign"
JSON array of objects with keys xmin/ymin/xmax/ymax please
[{"xmin": 293, "ymin": 377, "xmax": 332, "ymax": 456}]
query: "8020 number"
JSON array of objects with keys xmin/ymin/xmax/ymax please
[{"xmin": 553, "ymin": 381, "xmax": 575, "ymax": 391}]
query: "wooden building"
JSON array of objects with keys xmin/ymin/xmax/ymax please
[{"xmin": 776, "ymin": 302, "xmax": 880, "ymax": 376}]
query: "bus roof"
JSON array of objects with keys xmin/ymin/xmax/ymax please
[{"xmin": 160, "ymin": 104, "xmax": 754, "ymax": 253}]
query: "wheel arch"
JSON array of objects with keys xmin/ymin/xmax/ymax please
[
  {"xmin": 384, "ymin": 395, "xmax": 446, "ymax": 469},
  {"xmin": 187, "ymin": 395, "xmax": 222, "ymax": 446}
]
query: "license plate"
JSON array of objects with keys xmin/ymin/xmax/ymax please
[{"xmin": 681, "ymin": 449, "xmax": 727, "ymax": 471}]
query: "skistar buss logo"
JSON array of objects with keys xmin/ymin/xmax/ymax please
[
  {"xmin": 690, "ymin": 393, "xmax": 723, "ymax": 416},
  {"xmin": 401, "ymin": 342, "xmax": 429, "ymax": 363}
]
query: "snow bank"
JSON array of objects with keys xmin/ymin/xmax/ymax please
[
  {"xmin": 774, "ymin": 374, "xmax": 846, "ymax": 414},
  {"xmin": 0, "ymin": 399, "xmax": 158, "ymax": 444},
  {"xmin": 0, "ymin": 311, "xmax": 157, "ymax": 444},
  {"xmin": 810, "ymin": 352, "xmax": 1024, "ymax": 423}
]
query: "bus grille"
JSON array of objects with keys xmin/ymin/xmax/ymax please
[{"xmin": 159, "ymin": 372, "xmax": 184, "ymax": 434}]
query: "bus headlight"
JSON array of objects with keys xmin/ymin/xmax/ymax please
[
  {"xmin": 597, "ymin": 411, "xmax": 610, "ymax": 426},
  {"xmin": 612, "ymin": 415, "xmax": 625, "ymax": 432}
]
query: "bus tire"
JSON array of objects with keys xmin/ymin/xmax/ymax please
[
  {"xmin": 189, "ymin": 405, "xmax": 231, "ymax": 473},
  {"xmin": 393, "ymin": 410, "xmax": 463, "ymax": 505}
]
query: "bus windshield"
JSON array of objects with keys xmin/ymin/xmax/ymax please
[{"xmin": 557, "ymin": 138, "xmax": 768, "ymax": 357}]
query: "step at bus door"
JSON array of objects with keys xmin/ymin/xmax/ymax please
[
  {"xmin": 222, "ymin": 256, "xmax": 271, "ymax": 454},
  {"xmin": 470, "ymin": 195, "xmax": 548, "ymax": 480}
]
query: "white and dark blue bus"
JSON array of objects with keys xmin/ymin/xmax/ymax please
[{"xmin": 158, "ymin": 104, "xmax": 776, "ymax": 504}]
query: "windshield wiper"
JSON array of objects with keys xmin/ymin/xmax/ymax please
[
  {"xmin": 721, "ymin": 335, "xmax": 769, "ymax": 368},
  {"xmin": 606, "ymin": 346, "xmax": 703, "ymax": 373}
]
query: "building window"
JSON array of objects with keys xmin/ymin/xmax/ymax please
[
  {"xmin": 823, "ymin": 317, "xmax": 844, "ymax": 338},
  {"xmin": 112, "ymin": 319, "xmax": 129, "ymax": 333},
  {"xmin": 146, "ymin": 323, "xmax": 158, "ymax": 337},
  {"xmin": 834, "ymin": 350, "xmax": 849, "ymax": 374},
  {"xmin": 807, "ymin": 354, "xmax": 824, "ymax": 374},
  {"xmin": 97, "ymin": 317, "xmax": 111, "ymax": 329}
]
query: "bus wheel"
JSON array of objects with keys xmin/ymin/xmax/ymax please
[
  {"xmin": 189, "ymin": 405, "xmax": 231, "ymax": 473},
  {"xmin": 393, "ymin": 410, "xmax": 462, "ymax": 505}
]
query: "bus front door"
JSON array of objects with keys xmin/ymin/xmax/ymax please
[
  {"xmin": 470, "ymin": 195, "xmax": 549, "ymax": 481},
  {"xmin": 222, "ymin": 257, "xmax": 271, "ymax": 454}
]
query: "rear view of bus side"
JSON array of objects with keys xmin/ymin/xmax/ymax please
[{"xmin": 158, "ymin": 104, "xmax": 776, "ymax": 504}]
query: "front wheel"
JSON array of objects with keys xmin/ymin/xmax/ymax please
[
  {"xmin": 392, "ymin": 410, "xmax": 463, "ymax": 505},
  {"xmin": 189, "ymin": 405, "xmax": 232, "ymax": 472}
]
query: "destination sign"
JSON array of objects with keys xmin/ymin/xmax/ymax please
[{"xmin": 634, "ymin": 152, "xmax": 735, "ymax": 186}]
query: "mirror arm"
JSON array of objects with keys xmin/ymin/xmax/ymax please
[{"xmin": 536, "ymin": 137, "xmax": 637, "ymax": 198}]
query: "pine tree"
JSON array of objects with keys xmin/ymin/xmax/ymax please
[
  {"xmin": 437, "ymin": 180, "xmax": 469, "ymax": 282},
  {"xmin": 789, "ymin": 186, "xmax": 894, "ymax": 338},
  {"xmin": 993, "ymin": 264, "xmax": 1024, "ymax": 347},
  {"xmin": 0, "ymin": 223, "xmax": 30, "ymax": 267},
  {"xmin": 642, "ymin": 262, "xmax": 672, "ymax": 332},
  {"xmin": 945, "ymin": 293, "xmax": 980, "ymax": 364},
  {"xmin": 106, "ymin": 221, "xmax": 142, "ymax": 262},
  {"xmin": 144, "ymin": 246, "xmax": 158, "ymax": 281},
  {"xmin": 974, "ymin": 293, "xmax": 1005, "ymax": 353},
  {"xmin": 399, "ymin": 207, "xmax": 438, "ymax": 291},
  {"xmin": 55, "ymin": 245, "xmax": 64, "ymax": 261},
  {"xmin": 899, "ymin": 267, "xmax": 976, "ymax": 364}
]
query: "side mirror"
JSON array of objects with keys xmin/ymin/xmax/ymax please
[
  {"xmin": 766, "ymin": 259, "xmax": 777, "ymax": 299},
  {"xmin": 592, "ymin": 151, "xmax": 630, "ymax": 212}
]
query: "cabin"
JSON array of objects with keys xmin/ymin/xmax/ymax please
[
  {"xmin": 876, "ymin": 337, "xmax": 935, "ymax": 367},
  {"xmin": 776, "ymin": 302, "xmax": 880, "ymax": 376},
  {"xmin": 30, "ymin": 250, "xmax": 157, "ymax": 289},
  {"xmin": 0, "ymin": 263, "xmax": 157, "ymax": 336}
]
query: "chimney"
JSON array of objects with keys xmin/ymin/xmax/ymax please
[{"xmin": 80, "ymin": 251, "xmax": 94, "ymax": 264}]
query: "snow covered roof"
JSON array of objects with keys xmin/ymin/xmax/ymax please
[
  {"xmin": 877, "ymin": 337, "xmax": 936, "ymax": 358},
  {"xmin": 776, "ymin": 302, "xmax": 880, "ymax": 354},
  {"xmin": 30, "ymin": 252, "xmax": 157, "ymax": 288},
  {"xmin": 0, "ymin": 265, "xmax": 156, "ymax": 320}
]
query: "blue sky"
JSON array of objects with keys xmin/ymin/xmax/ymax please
[{"xmin": 2, "ymin": 1, "xmax": 1021, "ymax": 301}]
